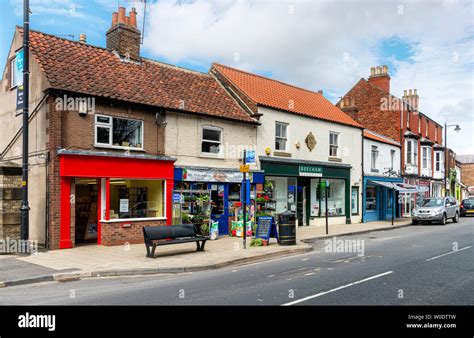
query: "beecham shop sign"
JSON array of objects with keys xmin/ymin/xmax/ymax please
[{"xmin": 299, "ymin": 165, "xmax": 323, "ymax": 177}]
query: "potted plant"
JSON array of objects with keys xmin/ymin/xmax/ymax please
[
  {"xmin": 250, "ymin": 238, "xmax": 263, "ymax": 247},
  {"xmin": 200, "ymin": 222, "xmax": 210, "ymax": 236},
  {"xmin": 262, "ymin": 239, "xmax": 269, "ymax": 246}
]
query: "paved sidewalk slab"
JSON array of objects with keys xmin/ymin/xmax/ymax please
[{"xmin": 0, "ymin": 218, "xmax": 412, "ymax": 288}]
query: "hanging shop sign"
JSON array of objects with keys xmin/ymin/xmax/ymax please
[
  {"xmin": 15, "ymin": 49, "xmax": 24, "ymax": 111},
  {"xmin": 299, "ymin": 165, "xmax": 323, "ymax": 177},
  {"xmin": 182, "ymin": 168, "xmax": 250, "ymax": 183}
]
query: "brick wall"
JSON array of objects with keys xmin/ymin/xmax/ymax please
[
  {"xmin": 461, "ymin": 163, "xmax": 474, "ymax": 188},
  {"xmin": 0, "ymin": 165, "xmax": 22, "ymax": 241},
  {"xmin": 340, "ymin": 79, "xmax": 401, "ymax": 142},
  {"xmin": 60, "ymin": 96, "xmax": 165, "ymax": 155},
  {"xmin": 106, "ymin": 24, "xmax": 141, "ymax": 60},
  {"xmin": 100, "ymin": 219, "xmax": 167, "ymax": 246}
]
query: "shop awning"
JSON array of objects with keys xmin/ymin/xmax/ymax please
[{"xmin": 368, "ymin": 180, "xmax": 429, "ymax": 194}]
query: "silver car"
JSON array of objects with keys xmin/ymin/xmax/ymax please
[{"xmin": 411, "ymin": 197, "xmax": 460, "ymax": 225}]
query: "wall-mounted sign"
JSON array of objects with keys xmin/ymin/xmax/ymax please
[
  {"xmin": 305, "ymin": 132, "xmax": 317, "ymax": 151},
  {"xmin": 182, "ymin": 168, "xmax": 252, "ymax": 183},
  {"xmin": 245, "ymin": 150, "xmax": 256, "ymax": 164},
  {"xmin": 299, "ymin": 165, "xmax": 323, "ymax": 177}
]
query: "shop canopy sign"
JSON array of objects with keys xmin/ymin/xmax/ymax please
[
  {"xmin": 182, "ymin": 168, "xmax": 248, "ymax": 183},
  {"xmin": 299, "ymin": 165, "xmax": 323, "ymax": 177}
]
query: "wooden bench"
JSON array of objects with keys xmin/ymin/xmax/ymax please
[{"xmin": 142, "ymin": 224, "xmax": 208, "ymax": 258}]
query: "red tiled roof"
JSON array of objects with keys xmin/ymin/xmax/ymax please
[
  {"xmin": 24, "ymin": 28, "xmax": 256, "ymax": 124},
  {"xmin": 364, "ymin": 130, "xmax": 400, "ymax": 147},
  {"xmin": 213, "ymin": 63, "xmax": 361, "ymax": 128}
]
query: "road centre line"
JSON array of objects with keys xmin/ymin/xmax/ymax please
[
  {"xmin": 425, "ymin": 246, "xmax": 472, "ymax": 262},
  {"xmin": 282, "ymin": 271, "xmax": 394, "ymax": 306}
]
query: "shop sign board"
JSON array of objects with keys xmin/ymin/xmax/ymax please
[
  {"xmin": 240, "ymin": 164, "xmax": 250, "ymax": 173},
  {"xmin": 183, "ymin": 168, "xmax": 248, "ymax": 183},
  {"xmin": 15, "ymin": 49, "xmax": 24, "ymax": 111},
  {"xmin": 255, "ymin": 216, "xmax": 278, "ymax": 241},
  {"xmin": 299, "ymin": 165, "xmax": 323, "ymax": 177},
  {"xmin": 245, "ymin": 150, "xmax": 256, "ymax": 164}
]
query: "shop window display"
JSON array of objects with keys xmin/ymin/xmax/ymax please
[{"xmin": 109, "ymin": 179, "xmax": 165, "ymax": 219}]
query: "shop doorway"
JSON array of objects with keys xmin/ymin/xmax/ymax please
[
  {"xmin": 211, "ymin": 184, "xmax": 228, "ymax": 235},
  {"xmin": 74, "ymin": 178, "xmax": 99, "ymax": 245}
]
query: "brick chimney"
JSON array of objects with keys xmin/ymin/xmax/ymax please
[
  {"xmin": 368, "ymin": 65, "xmax": 390, "ymax": 93},
  {"xmin": 106, "ymin": 7, "xmax": 141, "ymax": 60},
  {"xmin": 402, "ymin": 89, "xmax": 419, "ymax": 111}
]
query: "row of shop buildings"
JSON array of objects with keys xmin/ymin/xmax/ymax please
[{"xmin": 0, "ymin": 7, "xmax": 469, "ymax": 249}]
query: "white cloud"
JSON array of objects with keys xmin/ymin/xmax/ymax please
[{"xmin": 142, "ymin": 0, "xmax": 474, "ymax": 154}]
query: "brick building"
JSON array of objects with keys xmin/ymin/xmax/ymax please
[
  {"xmin": 0, "ymin": 7, "xmax": 257, "ymax": 249},
  {"xmin": 457, "ymin": 155, "xmax": 474, "ymax": 197},
  {"xmin": 339, "ymin": 66, "xmax": 444, "ymax": 216}
]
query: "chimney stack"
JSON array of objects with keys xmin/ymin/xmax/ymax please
[
  {"xmin": 79, "ymin": 33, "xmax": 87, "ymax": 44},
  {"xmin": 403, "ymin": 88, "xmax": 419, "ymax": 111},
  {"xmin": 106, "ymin": 6, "xmax": 142, "ymax": 60},
  {"xmin": 367, "ymin": 65, "xmax": 390, "ymax": 93}
]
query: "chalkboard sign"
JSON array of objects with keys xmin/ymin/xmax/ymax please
[{"xmin": 256, "ymin": 216, "xmax": 277, "ymax": 241}]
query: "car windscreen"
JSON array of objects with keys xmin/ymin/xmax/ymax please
[
  {"xmin": 463, "ymin": 199, "xmax": 474, "ymax": 207},
  {"xmin": 420, "ymin": 198, "xmax": 444, "ymax": 207}
]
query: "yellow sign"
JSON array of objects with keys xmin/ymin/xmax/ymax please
[{"xmin": 240, "ymin": 165, "xmax": 250, "ymax": 173}]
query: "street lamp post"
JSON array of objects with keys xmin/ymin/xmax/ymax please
[
  {"xmin": 444, "ymin": 123, "xmax": 461, "ymax": 197},
  {"xmin": 20, "ymin": 0, "xmax": 30, "ymax": 254}
]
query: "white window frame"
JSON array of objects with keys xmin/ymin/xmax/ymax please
[
  {"xmin": 275, "ymin": 121, "xmax": 289, "ymax": 152},
  {"xmin": 406, "ymin": 139, "xmax": 418, "ymax": 165},
  {"xmin": 390, "ymin": 149, "xmax": 396, "ymax": 169},
  {"xmin": 371, "ymin": 145, "xmax": 378, "ymax": 170},
  {"xmin": 94, "ymin": 114, "xmax": 144, "ymax": 150},
  {"xmin": 418, "ymin": 116, "xmax": 421, "ymax": 134},
  {"xmin": 435, "ymin": 151, "xmax": 443, "ymax": 172},
  {"xmin": 406, "ymin": 111, "xmax": 410, "ymax": 128},
  {"xmin": 201, "ymin": 125, "xmax": 223, "ymax": 156},
  {"xmin": 422, "ymin": 146, "xmax": 432, "ymax": 170},
  {"xmin": 10, "ymin": 57, "xmax": 17, "ymax": 89},
  {"xmin": 425, "ymin": 120, "xmax": 429, "ymax": 137},
  {"xmin": 329, "ymin": 131, "xmax": 339, "ymax": 157}
]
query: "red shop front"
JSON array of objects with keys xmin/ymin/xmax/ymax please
[{"xmin": 58, "ymin": 150, "xmax": 175, "ymax": 249}]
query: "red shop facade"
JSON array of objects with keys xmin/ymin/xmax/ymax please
[{"xmin": 58, "ymin": 150, "xmax": 175, "ymax": 249}]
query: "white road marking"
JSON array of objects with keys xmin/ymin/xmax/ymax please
[
  {"xmin": 282, "ymin": 271, "xmax": 394, "ymax": 306},
  {"xmin": 301, "ymin": 258, "xmax": 309, "ymax": 261},
  {"xmin": 371, "ymin": 236, "xmax": 402, "ymax": 241},
  {"xmin": 425, "ymin": 246, "xmax": 472, "ymax": 262},
  {"xmin": 304, "ymin": 272, "xmax": 316, "ymax": 276}
]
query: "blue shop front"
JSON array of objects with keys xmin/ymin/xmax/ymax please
[
  {"xmin": 363, "ymin": 176, "xmax": 404, "ymax": 222},
  {"xmin": 173, "ymin": 166, "xmax": 264, "ymax": 235}
]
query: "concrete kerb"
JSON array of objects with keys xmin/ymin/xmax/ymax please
[
  {"xmin": 301, "ymin": 223, "xmax": 412, "ymax": 243},
  {"xmin": 1, "ymin": 245, "xmax": 313, "ymax": 288}
]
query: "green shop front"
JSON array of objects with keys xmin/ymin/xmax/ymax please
[{"xmin": 259, "ymin": 158, "xmax": 354, "ymax": 226}]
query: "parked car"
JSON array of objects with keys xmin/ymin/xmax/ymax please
[
  {"xmin": 411, "ymin": 197, "xmax": 459, "ymax": 225},
  {"xmin": 460, "ymin": 198, "xmax": 474, "ymax": 217}
]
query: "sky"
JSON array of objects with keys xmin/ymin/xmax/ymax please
[{"xmin": 1, "ymin": 0, "xmax": 473, "ymax": 155}]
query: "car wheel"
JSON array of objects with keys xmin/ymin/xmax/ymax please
[
  {"xmin": 440, "ymin": 213, "xmax": 447, "ymax": 225},
  {"xmin": 453, "ymin": 212, "xmax": 459, "ymax": 223}
]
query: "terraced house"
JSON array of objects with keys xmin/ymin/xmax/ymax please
[
  {"xmin": 212, "ymin": 64, "xmax": 364, "ymax": 227},
  {"xmin": 0, "ymin": 7, "xmax": 259, "ymax": 249},
  {"xmin": 339, "ymin": 66, "xmax": 444, "ymax": 218}
]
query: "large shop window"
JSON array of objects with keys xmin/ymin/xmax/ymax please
[
  {"xmin": 310, "ymin": 179, "xmax": 346, "ymax": 217},
  {"xmin": 95, "ymin": 115, "xmax": 143, "ymax": 149},
  {"xmin": 366, "ymin": 186, "xmax": 377, "ymax": 211},
  {"xmin": 275, "ymin": 122, "xmax": 288, "ymax": 151},
  {"xmin": 109, "ymin": 179, "xmax": 165, "ymax": 220},
  {"xmin": 201, "ymin": 126, "xmax": 222, "ymax": 155}
]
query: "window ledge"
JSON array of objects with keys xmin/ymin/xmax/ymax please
[
  {"xmin": 101, "ymin": 217, "xmax": 167, "ymax": 223},
  {"xmin": 200, "ymin": 153, "xmax": 225, "ymax": 159},
  {"xmin": 274, "ymin": 151, "xmax": 292, "ymax": 157},
  {"xmin": 328, "ymin": 157, "xmax": 342, "ymax": 162},
  {"xmin": 94, "ymin": 144, "xmax": 145, "ymax": 152}
]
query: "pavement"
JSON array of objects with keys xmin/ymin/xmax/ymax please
[
  {"xmin": 0, "ymin": 217, "xmax": 471, "ymax": 306},
  {"xmin": 0, "ymin": 218, "xmax": 411, "ymax": 288}
]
